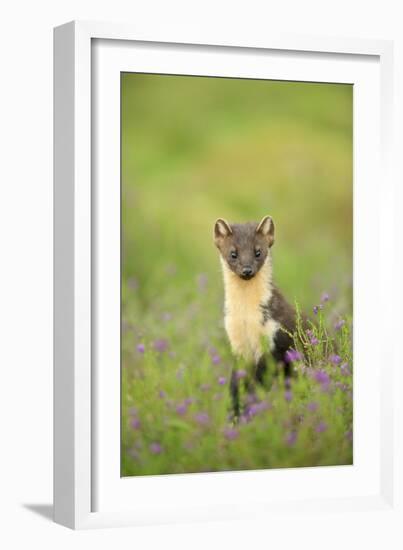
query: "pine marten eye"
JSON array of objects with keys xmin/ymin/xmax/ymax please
[
  {"xmin": 255, "ymin": 249, "xmax": 261, "ymax": 258},
  {"xmin": 230, "ymin": 250, "xmax": 238, "ymax": 259}
]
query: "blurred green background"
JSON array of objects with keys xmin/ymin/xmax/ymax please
[
  {"xmin": 122, "ymin": 74, "xmax": 352, "ymax": 310},
  {"xmin": 121, "ymin": 74, "xmax": 353, "ymax": 476}
]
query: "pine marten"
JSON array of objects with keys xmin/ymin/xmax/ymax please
[{"xmin": 214, "ymin": 216, "xmax": 300, "ymax": 415}]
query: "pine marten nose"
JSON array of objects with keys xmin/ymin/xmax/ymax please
[{"xmin": 242, "ymin": 266, "xmax": 253, "ymax": 277}]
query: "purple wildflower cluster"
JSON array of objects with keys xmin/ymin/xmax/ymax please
[
  {"xmin": 130, "ymin": 416, "xmax": 141, "ymax": 430},
  {"xmin": 208, "ymin": 346, "xmax": 221, "ymax": 365},
  {"xmin": 149, "ymin": 442, "xmax": 163, "ymax": 455},
  {"xmin": 313, "ymin": 369, "xmax": 330, "ymax": 391},
  {"xmin": 335, "ymin": 381, "xmax": 349, "ymax": 392},
  {"xmin": 128, "ymin": 407, "xmax": 141, "ymax": 430},
  {"xmin": 284, "ymin": 390, "xmax": 293, "ymax": 402},
  {"xmin": 194, "ymin": 412, "xmax": 210, "ymax": 426},
  {"xmin": 306, "ymin": 329, "xmax": 319, "ymax": 346},
  {"xmin": 340, "ymin": 363, "xmax": 350, "ymax": 376},
  {"xmin": 136, "ymin": 343, "xmax": 145, "ymax": 354},
  {"xmin": 175, "ymin": 397, "xmax": 194, "ymax": 416},
  {"xmin": 315, "ymin": 421, "xmax": 327, "ymax": 433},
  {"xmin": 244, "ymin": 400, "xmax": 270, "ymax": 420},
  {"xmin": 176, "ymin": 402, "xmax": 187, "ymax": 416},
  {"xmin": 285, "ymin": 431, "xmax": 297, "ymax": 446},
  {"xmin": 223, "ymin": 427, "xmax": 239, "ymax": 441},
  {"xmin": 285, "ymin": 349, "xmax": 302, "ymax": 362},
  {"xmin": 123, "ymin": 285, "xmax": 352, "ymax": 475},
  {"xmin": 321, "ymin": 292, "xmax": 330, "ymax": 303},
  {"xmin": 334, "ymin": 318, "xmax": 345, "ymax": 331},
  {"xmin": 313, "ymin": 292, "xmax": 330, "ymax": 315},
  {"xmin": 154, "ymin": 339, "xmax": 169, "ymax": 353},
  {"xmin": 329, "ymin": 353, "xmax": 342, "ymax": 365},
  {"xmin": 313, "ymin": 304, "xmax": 323, "ymax": 315}
]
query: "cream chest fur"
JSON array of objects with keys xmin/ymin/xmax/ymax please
[{"xmin": 220, "ymin": 256, "xmax": 280, "ymax": 362}]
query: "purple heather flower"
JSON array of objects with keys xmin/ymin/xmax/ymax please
[
  {"xmin": 334, "ymin": 319, "xmax": 346, "ymax": 331},
  {"xmin": 329, "ymin": 354, "xmax": 342, "ymax": 365},
  {"xmin": 340, "ymin": 362, "xmax": 350, "ymax": 376},
  {"xmin": 235, "ymin": 369, "xmax": 247, "ymax": 380},
  {"xmin": 223, "ymin": 427, "xmax": 239, "ymax": 441},
  {"xmin": 307, "ymin": 331, "xmax": 319, "ymax": 345},
  {"xmin": 128, "ymin": 448, "xmax": 140, "ymax": 461},
  {"xmin": 208, "ymin": 346, "xmax": 218, "ymax": 357},
  {"xmin": 130, "ymin": 417, "xmax": 141, "ymax": 430},
  {"xmin": 247, "ymin": 401, "xmax": 269, "ymax": 417},
  {"xmin": 285, "ymin": 349, "xmax": 302, "ymax": 362},
  {"xmin": 218, "ymin": 376, "xmax": 227, "ymax": 385},
  {"xmin": 313, "ymin": 304, "xmax": 323, "ymax": 315},
  {"xmin": 153, "ymin": 339, "xmax": 169, "ymax": 353},
  {"xmin": 184, "ymin": 397, "xmax": 194, "ymax": 406},
  {"xmin": 316, "ymin": 421, "xmax": 328, "ymax": 433},
  {"xmin": 246, "ymin": 403, "xmax": 260, "ymax": 418},
  {"xmin": 212, "ymin": 354, "xmax": 221, "ymax": 365},
  {"xmin": 176, "ymin": 402, "xmax": 187, "ymax": 416},
  {"xmin": 200, "ymin": 383, "xmax": 211, "ymax": 392},
  {"xmin": 284, "ymin": 390, "xmax": 293, "ymax": 402},
  {"xmin": 314, "ymin": 370, "xmax": 330, "ymax": 385},
  {"xmin": 245, "ymin": 393, "xmax": 258, "ymax": 405},
  {"xmin": 194, "ymin": 412, "xmax": 210, "ymax": 426},
  {"xmin": 158, "ymin": 390, "xmax": 166, "ymax": 399},
  {"xmin": 149, "ymin": 442, "xmax": 163, "ymax": 455},
  {"xmin": 321, "ymin": 292, "xmax": 330, "ymax": 303},
  {"xmin": 307, "ymin": 401, "xmax": 318, "ymax": 412},
  {"xmin": 286, "ymin": 431, "xmax": 297, "ymax": 446},
  {"xmin": 345, "ymin": 429, "xmax": 353, "ymax": 441},
  {"xmin": 136, "ymin": 343, "xmax": 145, "ymax": 354},
  {"xmin": 239, "ymin": 414, "xmax": 250, "ymax": 425}
]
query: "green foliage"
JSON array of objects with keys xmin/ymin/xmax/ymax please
[
  {"xmin": 121, "ymin": 74, "xmax": 353, "ymax": 476},
  {"xmin": 122, "ymin": 285, "xmax": 353, "ymax": 475}
]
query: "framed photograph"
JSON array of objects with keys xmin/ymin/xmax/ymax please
[{"xmin": 54, "ymin": 21, "xmax": 398, "ymax": 530}]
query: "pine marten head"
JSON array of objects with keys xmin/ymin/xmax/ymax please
[{"xmin": 214, "ymin": 216, "xmax": 275, "ymax": 280}]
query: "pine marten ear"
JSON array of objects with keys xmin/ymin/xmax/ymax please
[
  {"xmin": 214, "ymin": 218, "xmax": 232, "ymax": 244},
  {"xmin": 256, "ymin": 215, "xmax": 275, "ymax": 247}
]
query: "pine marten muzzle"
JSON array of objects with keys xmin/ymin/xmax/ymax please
[{"xmin": 214, "ymin": 216, "xmax": 299, "ymax": 415}]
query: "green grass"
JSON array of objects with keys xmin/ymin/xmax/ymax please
[{"xmin": 121, "ymin": 74, "xmax": 353, "ymax": 476}]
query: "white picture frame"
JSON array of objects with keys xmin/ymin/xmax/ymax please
[{"xmin": 54, "ymin": 20, "xmax": 399, "ymax": 530}]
